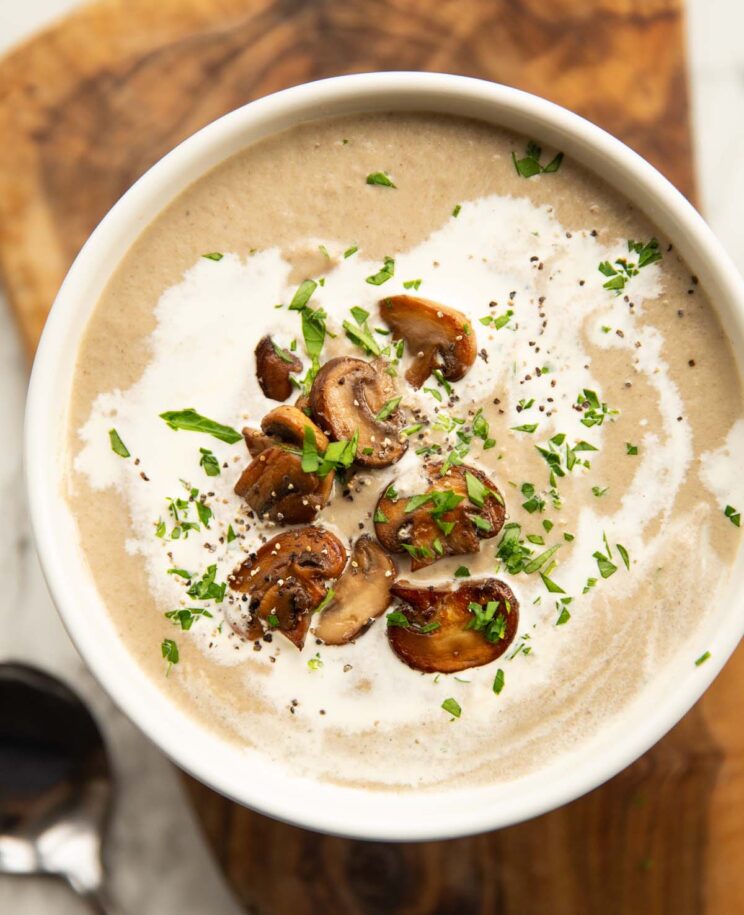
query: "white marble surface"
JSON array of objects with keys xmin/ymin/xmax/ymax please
[{"xmin": 0, "ymin": 0, "xmax": 742, "ymax": 911}]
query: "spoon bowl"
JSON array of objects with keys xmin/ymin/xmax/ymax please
[{"xmin": 0, "ymin": 662, "xmax": 121, "ymax": 913}]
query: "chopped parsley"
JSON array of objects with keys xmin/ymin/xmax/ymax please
[
  {"xmin": 556, "ymin": 607, "xmax": 571, "ymax": 625},
  {"xmin": 452, "ymin": 204, "xmax": 462, "ymax": 217},
  {"xmin": 466, "ymin": 600, "xmax": 509, "ymax": 642},
  {"xmin": 343, "ymin": 245, "xmax": 359, "ymax": 258},
  {"xmin": 626, "ymin": 442, "xmax": 639, "ymax": 455},
  {"xmin": 465, "ymin": 471, "xmax": 500, "ymax": 508},
  {"xmin": 373, "ymin": 508, "xmax": 389, "ymax": 524},
  {"xmin": 521, "ymin": 482, "xmax": 545, "ymax": 514},
  {"xmin": 366, "ymin": 256, "xmax": 395, "ymax": 286},
  {"xmin": 512, "ymin": 423, "xmax": 538, "ymax": 434},
  {"xmin": 199, "ymin": 447, "xmax": 220, "ymax": 477},
  {"xmin": 592, "ymin": 485, "xmax": 608, "ymax": 498},
  {"xmin": 598, "ymin": 238, "xmax": 662, "ymax": 294},
  {"xmin": 512, "ymin": 141, "xmax": 564, "ymax": 178},
  {"xmin": 288, "ymin": 279, "xmax": 318, "ymax": 311},
  {"xmin": 492, "ymin": 669, "xmax": 505, "ymax": 694},
  {"xmin": 307, "ymin": 654, "xmax": 324, "ymax": 671},
  {"xmin": 366, "ymin": 171, "xmax": 396, "ymax": 188},
  {"xmin": 164, "ymin": 607, "xmax": 213, "ymax": 631},
  {"xmin": 202, "ymin": 252, "xmax": 223, "ymax": 261},
  {"xmin": 403, "ymin": 279, "xmax": 422, "ymax": 291},
  {"xmin": 539, "ymin": 571, "xmax": 565, "ymax": 594},
  {"xmin": 187, "ymin": 564, "xmax": 226, "ymax": 602},
  {"xmin": 160, "ymin": 409, "xmax": 242, "ymax": 444},
  {"xmin": 161, "ymin": 638, "xmax": 179, "ymax": 674},
  {"xmin": 108, "ymin": 428, "xmax": 130, "ymax": 458},
  {"xmin": 301, "ymin": 427, "xmax": 358, "ymax": 477},
  {"xmin": 226, "ymin": 524, "xmax": 238, "ymax": 543},
  {"xmin": 480, "ymin": 309, "xmax": 513, "ymax": 330},
  {"xmin": 617, "ymin": 543, "xmax": 630, "ymax": 569},
  {"xmin": 593, "ymin": 550, "xmax": 618, "ymax": 579},
  {"xmin": 343, "ymin": 318, "xmax": 382, "ymax": 356},
  {"xmin": 441, "ymin": 697, "xmax": 462, "ymax": 719},
  {"xmin": 695, "ymin": 651, "xmax": 711, "ymax": 667},
  {"xmin": 423, "ymin": 386, "xmax": 443, "ymax": 403},
  {"xmin": 454, "ymin": 566, "xmax": 471, "ymax": 578},
  {"xmin": 386, "ymin": 610, "xmax": 410, "ymax": 628},
  {"xmin": 313, "ymin": 590, "xmax": 335, "ymax": 615},
  {"xmin": 724, "ymin": 505, "xmax": 741, "ymax": 527},
  {"xmin": 375, "ymin": 396, "xmax": 402, "ymax": 422}
]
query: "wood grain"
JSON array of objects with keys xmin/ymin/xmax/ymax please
[{"xmin": 1, "ymin": 1, "xmax": 742, "ymax": 913}]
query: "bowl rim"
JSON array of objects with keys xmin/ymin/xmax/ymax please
[{"xmin": 25, "ymin": 71, "xmax": 744, "ymax": 841}]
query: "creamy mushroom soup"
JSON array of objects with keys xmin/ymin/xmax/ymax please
[{"xmin": 68, "ymin": 113, "xmax": 743, "ymax": 789}]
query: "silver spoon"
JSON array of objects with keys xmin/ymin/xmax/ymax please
[{"xmin": 0, "ymin": 662, "xmax": 122, "ymax": 914}]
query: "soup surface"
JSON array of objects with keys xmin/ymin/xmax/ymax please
[{"xmin": 69, "ymin": 113, "xmax": 743, "ymax": 789}]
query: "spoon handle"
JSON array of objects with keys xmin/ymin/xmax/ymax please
[{"xmin": 82, "ymin": 885, "xmax": 125, "ymax": 915}]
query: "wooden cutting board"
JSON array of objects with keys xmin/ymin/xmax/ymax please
[{"xmin": 2, "ymin": 1, "xmax": 742, "ymax": 912}]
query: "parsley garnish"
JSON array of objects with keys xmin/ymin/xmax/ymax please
[
  {"xmin": 301, "ymin": 427, "xmax": 359, "ymax": 477},
  {"xmin": 539, "ymin": 571, "xmax": 565, "ymax": 593},
  {"xmin": 480, "ymin": 309, "xmax": 513, "ymax": 330},
  {"xmin": 492, "ymin": 669, "xmax": 505, "ymax": 694},
  {"xmin": 161, "ymin": 638, "xmax": 179, "ymax": 674},
  {"xmin": 202, "ymin": 252, "xmax": 223, "ymax": 261},
  {"xmin": 598, "ymin": 238, "xmax": 662, "ymax": 294},
  {"xmin": 512, "ymin": 423, "xmax": 538, "ymax": 434},
  {"xmin": 465, "ymin": 471, "xmax": 500, "ymax": 508},
  {"xmin": 288, "ymin": 279, "xmax": 317, "ymax": 311},
  {"xmin": 108, "ymin": 428, "xmax": 130, "ymax": 458},
  {"xmin": 617, "ymin": 544, "xmax": 630, "ymax": 569},
  {"xmin": 386, "ymin": 610, "xmax": 410, "ymax": 628},
  {"xmin": 199, "ymin": 447, "xmax": 220, "ymax": 477},
  {"xmin": 454, "ymin": 566, "xmax": 470, "ymax": 578},
  {"xmin": 313, "ymin": 590, "xmax": 335, "ymax": 614},
  {"xmin": 160, "ymin": 409, "xmax": 242, "ymax": 444},
  {"xmin": 343, "ymin": 245, "xmax": 359, "ymax": 258},
  {"xmin": 375, "ymin": 396, "xmax": 402, "ymax": 422},
  {"xmin": 512, "ymin": 141, "xmax": 564, "ymax": 178},
  {"xmin": 695, "ymin": 651, "xmax": 711, "ymax": 666},
  {"xmin": 556, "ymin": 607, "xmax": 571, "ymax": 625},
  {"xmin": 187, "ymin": 564, "xmax": 225, "ymax": 602},
  {"xmin": 441, "ymin": 697, "xmax": 461, "ymax": 719},
  {"xmin": 577, "ymin": 389, "xmax": 617, "ymax": 428},
  {"xmin": 165, "ymin": 607, "xmax": 213, "ymax": 631},
  {"xmin": 226, "ymin": 524, "xmax": 237, "ymax": 543},
  {"xmin": 724, "ymin": 505, "xmax": 741, "ymax": 527},
  {"xmin": 626, "ymin": 442, "xmax": 639, "ymax": 455},
  {"xmin": 593, "ymin": 550, "xmax": 617, "ymax": 579},
  {"xmin": 366, "ymin": 171, "xmax": 396, "ymax": 188},
  {"xmin": 452, "ymin": 204, "xmax": 462, "ymax": 217},
  {"xmin": 307, "ymin": 654, "xmax": 324, "ymax": 671},
  {"xmin": 343, "ymin": 319, "xmax": 382, "ymax": 356},
  {"xmin": 366, "ymin": 256, "xmax": 395, "ymax": 286},
  {"xmin": 466, "ymin": 600, "xmax": 508, "ymax": 642},
  {"xmin": 403, "ymin": 279, "xmax": 422, "ymax": 290}
]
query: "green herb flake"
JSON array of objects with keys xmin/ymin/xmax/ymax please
[
  {"xmin": 626, "ymin": 442, "xmax": 639, "ymax": 455},
  {"xmin": 492, "ymin": 669, "xmax": 505, "ymax": 695},
  {"xmin": 226, "ymin": 524, "xmax": 237, "ymax": 543},
  {"xmin": 441, "ymin": 697, "xmax": 462, "ymax": 719},
  {"xmin": 695, "ymin": 651, "xmax": 711, "ymax": 667},
  {"xmin": 202, "ymin": 252, "xmax": 223, "ymax": 261},
  {"xmin": 164, "ymin": 607, "xmax": 213, "ymax": 631},
  {"xmin": 592, "ymin": 485, "xmax": 608, "ymax": 498},
  {"xmin": 512, "ymin": 141, "xmax": 564, "ymax": 179},
  {"xmin": 366, "ymin": 171, "xmax": 396, "ymax": 188},
  {"xmin": 452, "ymin": 204, "xmax": 462, "ymax": 217},
  {"xmin": 314, "ymin": 589, "xmax": 336, "ymax": 615},
  {"xmin": 540, "ymin": 571, "xmax": 565, "ymax": 594},
  {"xmin": 108, "ymin": 428, "xmax": 130, "ymax": 458},
  {"xmin": 199, "ymin": 447, "xmax": 221, "ymax": 477},
  {"xmin": 386, "ymin": 610, "xmax": 410, "ymax": 628},
  {"xmin": 556, "ymin": 607, "xmax": 571, "ymax": 625},
  {"xmin": 307, "ymin": 654, "xmax": 324, "ymax": 671},
  {"xmin": 160, "ymin": 409, "xmax": 242, "ymax": 444},
  {"xmin": 366, "ymin": 256, "xmax": 395, "ymax": 286},
  {"xmin": 375, "ymin": 396, "xmax": 402, "ymax": 422},
  {"xmin": 593, "ymin": 551, "xmax": 618, "ymax": 579},
  {"xmin": 617, "ymin": 544, "xmax": 630, "ymax": 569},
  {"xmin": 724, "ymin": 505, "xmax": 741, "ymax": 527},
  {"xmin": 454, "ymin": 566, "xmax": 471, "ymax": 578},
  {"xmin": 343, "ymin": 319, "xmax": 382, "ymax": 357},
  {"xmin": 373, "ymin": 508, "xmax": 389, "ymax": 524},
  {"xmin": 512, "ymin": 423, "xmax": 538, "ymax": 434},
  {"xmin": 403, "ymin": 279, "xmax": 422, "ymax": 291},
  {"xmin": 343, "ymin": 245, "xmax": 359, "ymax": 258},
  {"xmin": 161, "ymin": 638, "xmax": 179, "ymax": 673},
  {"xmin": 288, "ymin": 279, "xmax": 318, "ymax": 311}
]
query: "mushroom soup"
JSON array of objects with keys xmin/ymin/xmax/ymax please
[{"xmin": 68, "ymin": 113, "xmax": 743, "ymax": 789}]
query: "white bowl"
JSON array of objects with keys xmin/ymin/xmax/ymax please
[{"xmin": 25, "ymin": 72, "xmax": 744, "ymax": 840}]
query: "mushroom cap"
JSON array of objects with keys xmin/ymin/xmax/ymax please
[
  {"xmin": 388, "ymin": 578, "xmax": 519, "ymax": 673},
  {"xmin": 374, "ymin": 463, "xmax": 505, "ymax": 570},
  {"xmin": 228, "ymin": 527, "xmax": 346, "ymax": 648},
  {"xmin": 313, "ymin": 535, "xmax": 397, "ymax": 645},
  {"xmin": 309, "ymin": 356, "xmax": 407, "ymax": 468},
  {"xmin": 378, "ymin": 295, "xmax": 476, "ymax": 388},
  {"xmin": 255, "ymin": 335, "xmax": 302, "ymax": 402},
  {"xmin": 241, "ymin": 405, "xmax": 330, "ymax": 459}
]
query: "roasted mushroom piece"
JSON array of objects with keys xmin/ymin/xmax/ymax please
[
  {"xmin": 310, "ymin": 357, "xmax": 407, "ymax": 468},
  {"xmin": 314, "ymin": 536, "xmax": 397, "ymax": 645},
  {"xmin": 235, "ymin": 406, "xmax": 333, "ymax": 522},
  {"xmin": 255, "ymin": 335, "xmax": 302, "ymax": 401},
  {"xmin": 378, "ymin": 295, "xmax": 476, "ymax": 388},
  {"xmin": 374, "ymin": 463, "xmax": 505, "ymax": 570},
  {"xmin": 388, "ymin": 579, "xmax": 518, "ymax": 673},
  {"xmin": 228, "ymin": 527, "xmax": 346, "ymax": 648}
]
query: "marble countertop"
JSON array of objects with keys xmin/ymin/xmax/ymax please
[{"xmin": 1, "ymin": 0, "xmax": 742, "ymax": 911}]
